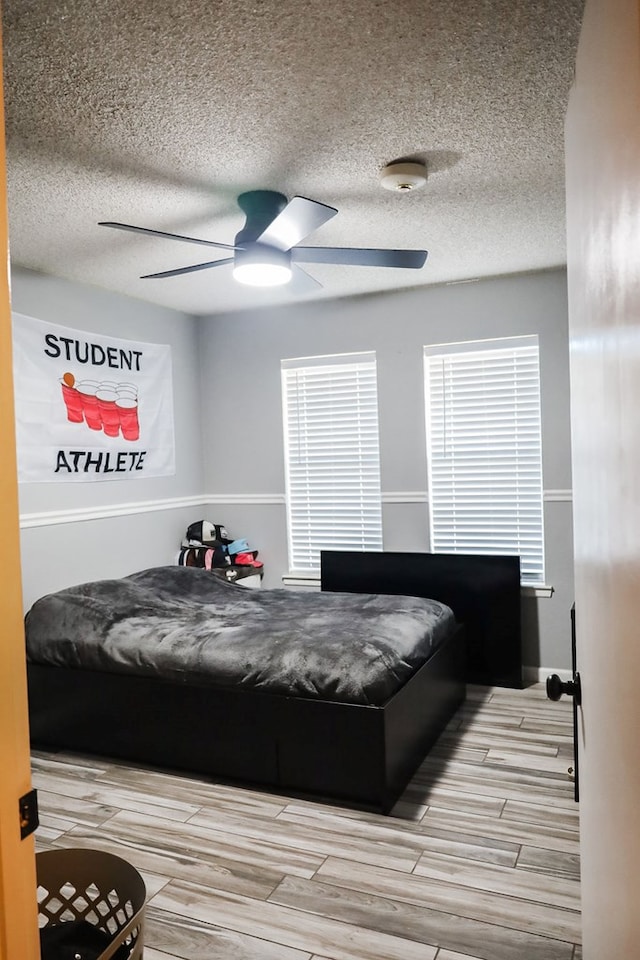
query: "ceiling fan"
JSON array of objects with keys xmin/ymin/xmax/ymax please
[{"xmin": 98, "ymin": 190, "xmax": 428, "ymax": 292}]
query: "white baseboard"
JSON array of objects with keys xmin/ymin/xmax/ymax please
[{"xmin": 523, "ymin": 666, "xmax": 573, "ymax": 685}]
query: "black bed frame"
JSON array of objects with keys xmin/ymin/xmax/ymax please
[{"xmin": 27, "ymin": 551, "xmax": 521, "ymax": 813}]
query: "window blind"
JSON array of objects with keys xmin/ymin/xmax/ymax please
[
  {"xmin": 424, "ymin": 337, "xmax": 545, "ymax": 584},
  {"xmin": 282, "ymin": 353, "xmax": 383, "ymax": 572}
]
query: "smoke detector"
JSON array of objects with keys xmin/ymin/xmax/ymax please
[{"xmin": 379, "ymin": 161, "xmax": 427, "ymax": 192}]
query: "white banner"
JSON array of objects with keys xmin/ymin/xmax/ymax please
[{"xmin": 12, "ymin": 313, "xmax": 175, "ymax": 482}]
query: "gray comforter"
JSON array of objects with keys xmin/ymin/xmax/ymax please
[{"xmin": 24, "ymin": 565, "xmax": 456, "ymax": 706}]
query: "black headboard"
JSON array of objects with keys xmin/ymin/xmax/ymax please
[{"xmin": 320, "ymin": 551, "xmax": 522, "ymax": 688}]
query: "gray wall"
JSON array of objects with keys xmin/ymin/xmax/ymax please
[
  {"xmin": 197, "ymin": 269, "xmax": 574, "ymax": 671},
  {"xmin": 12, "ymin": 266, "xmax": 204, "ymax": 609},
  {"xmin": 13, "ymin": 265, "xmax": 575, "ymax": 670}
]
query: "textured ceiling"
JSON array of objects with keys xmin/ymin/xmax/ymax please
[{"xmin": 2, "ymin": 0, "xmax": 584, "ymax": 316}]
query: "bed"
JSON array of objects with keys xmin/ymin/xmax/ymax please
[{"xmin": 25, "ymin": 551, "xmax": 521, "ymax": 813}]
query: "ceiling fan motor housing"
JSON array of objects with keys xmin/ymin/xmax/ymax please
[{"xmin": 235, "ymin": 190, "xmax": 289, "ymax": 245}]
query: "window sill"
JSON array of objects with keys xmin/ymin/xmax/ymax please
[
  {"xmin": 282, "ymin": 574, "xmax": 321, "ymax": 590},
  {"xmin": 521, "ymin": 584, "xmax": 554, "ymax": 598}
]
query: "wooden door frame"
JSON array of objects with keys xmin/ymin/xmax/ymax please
[{"xmin": 0, "ymin": 9, "xmax": 40, "ymax": 959}]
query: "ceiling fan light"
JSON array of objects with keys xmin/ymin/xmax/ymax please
[
  {"xmin": 233, "ymin": 261, "xmax": 292, "ymax": 287},
  {"xmin": 233, "ymin": 243, "xmax": 292, "ymax": 287}
]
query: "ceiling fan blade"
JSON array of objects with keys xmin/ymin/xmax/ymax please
[
  {"xmin": 292, "ymin": 247, "xmax": 428, "ymax": 269},
  {"xmin": 289, "ymin": 263, "xmax": 323, "ymax": 293},
  {"xmin": 141, "ymin": 258, "xmax": 234, "ymax": 279},
  {"xmin": 255, "ymin": 197, "xmax": 337, "ymax": 251},
  {"xmin": 99, "ymin": 221, "xmax": 237, "ymax": 251}
]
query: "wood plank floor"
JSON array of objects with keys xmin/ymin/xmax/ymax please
[{"xmin": 32, "ymin": 683, "xmax": 581, "ymax": 960}]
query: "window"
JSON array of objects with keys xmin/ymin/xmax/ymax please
[
  {"xmin": 424, "ymin": 336, "xmax": 544, "ymax": 584},
  {"xmin": 281, "ymin": 352, "xmax": 383, "ymax": 573}
]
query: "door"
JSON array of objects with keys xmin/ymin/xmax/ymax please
[
  {"xmin": 565, "ymin": 0, "xmax": 640, "ymax": 954},
  {"xmin": 0, "ymin": 10, "xmax": 40, "ymax": 959}
]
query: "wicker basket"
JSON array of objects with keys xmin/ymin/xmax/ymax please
[{"xmin": 36, "ymin": 848, "xmax": 146, "ymax": 960}]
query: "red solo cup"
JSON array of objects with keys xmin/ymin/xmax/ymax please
[
  {"xmin": 96, "ymin": 388, "xmax": 120, "ymax": 437},
  {"xmin": 60, "ymin": 380, "xmax": 83, "ymax": 423},
  {"xmin": 116, "ymin": 397, "xmax": 140, "ymax": 441},
  {"xmin": 117, "ymin": 382, "xmax": 138, "ymax": 396},
  {"xmin": 76, "ymin": 380, "xmax": 102, "ymax": 430},
  {"xmin": 117, "ymin": 387, "xmax": 138, "ymax": 402}
]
